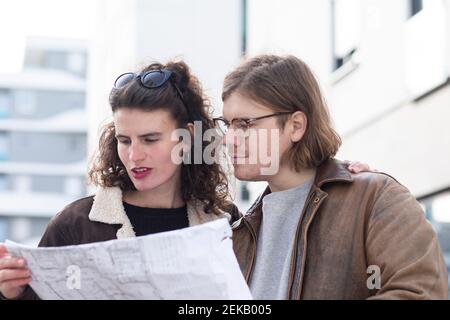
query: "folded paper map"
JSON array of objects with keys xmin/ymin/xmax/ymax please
[{"xmin": 6, "ymin": 218, "xmax": 252, "ymax": 300}]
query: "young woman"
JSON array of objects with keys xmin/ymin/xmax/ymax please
[{"xmin": 0, "ymin": 60, "xmax": 238, "ymax": 300}]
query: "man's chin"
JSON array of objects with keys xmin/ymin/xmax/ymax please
[{"xmin": 233, "ymin": 167, "xmax": 262, "ymax": 182}]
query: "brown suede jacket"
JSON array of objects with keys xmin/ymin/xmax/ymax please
[{"xmin": 232, "ymin": 158, "xmax": 449, "ymax": 299}]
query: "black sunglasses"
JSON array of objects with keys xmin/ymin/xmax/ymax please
[{"xmin": 113, "ymin": 70, "xmax": 191, "ymax": 121}]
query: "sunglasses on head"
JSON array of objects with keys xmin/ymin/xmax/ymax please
[{"xmin": 113, "ymin": 69, "xmax": 191, "ymax": 121}]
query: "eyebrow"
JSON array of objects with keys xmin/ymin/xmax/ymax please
[{"xmin": 115, "ymin": 132, "xmax": 162, "ymax": 139}]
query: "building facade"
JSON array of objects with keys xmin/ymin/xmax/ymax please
[{"xmin": 0, "ymin": 37, "xmax": 88, "ymax": 244}]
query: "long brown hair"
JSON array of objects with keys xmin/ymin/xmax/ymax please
[
  {"xmin": 89, "ymin": 60, "xmax": 230, "ymax": 215},
  {"xmin": 222, "ymin": 54, "xmax": 341, "ymax": 170}
]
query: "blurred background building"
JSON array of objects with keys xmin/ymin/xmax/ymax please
[
  {"xmin": 0, "ymin": 36, "xmax": 88, "ymax": 244},
  {"xmin": 0, "ymin": 0, "xmax": 448, "ymax": 293}
]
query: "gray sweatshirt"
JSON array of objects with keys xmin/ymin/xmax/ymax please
[{"xmin": 249, "ymin": 178, "xmax": 314, "ymax": 299}]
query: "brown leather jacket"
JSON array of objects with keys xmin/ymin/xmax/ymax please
[{"xmin": 232, "ymin": 159, "xmax": 449, "ymax": 299}]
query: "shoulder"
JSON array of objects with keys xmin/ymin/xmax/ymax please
[
  {"xmin": 350, "ymin": 171, "xmax": 412, "ymax": 197},
  {"xmin": 40, "ymin": 196, "xmax": 95, "ymax": 245},
  {"xmin": 52, "ymin": 195, "xmax": 95, "ymax": 226},
  {"xmin": 348, "ymin": 171, "xmax": 423, "ymax": 219}
]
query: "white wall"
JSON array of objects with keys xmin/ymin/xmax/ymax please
[
  {"xmin": 329, "ymin": 0, "xmax": 410, "ymax": 135},
  {"xmin": 247, "ymin": 0, "xmax": 333, "ymax": 81},
  {"xmin": 331, "ymin": 0, "xmax": 450, "ymax": 197},
  {"xmin": 338, "ymin": 85, "xmax": 450, "ymax": 196}
]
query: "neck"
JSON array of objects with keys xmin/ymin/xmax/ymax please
[
  {"xmin": 267, "ymin": 164, "xmax": 316, "ymax": 193},
  {"xmin": 123, "ymin": 178, "xmax": 184, "ymax": 209}
]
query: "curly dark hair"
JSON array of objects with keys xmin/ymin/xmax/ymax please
[{"xmin": 88, "ymin": 60, "xmax": 231, "ymax": 215}]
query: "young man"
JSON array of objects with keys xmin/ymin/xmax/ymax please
[{"xmin": 216, "ymin": 54, "xmax": 448, "ymax": 299}]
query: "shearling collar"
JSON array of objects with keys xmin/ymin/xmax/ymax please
[{"xmin": 88, "ymin": 187, "xmax": 231, "ymax": 239}]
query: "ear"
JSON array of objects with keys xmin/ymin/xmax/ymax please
[
  {"xmin": 186, "ymin": 122, "xmax": 195, "ymax": 137},
  {"xmin": 289, "ymin": 111, "xmax": 307, "ymax": 142},
  {"xmin": 181, "ymin": 123, "xmax": 195, "ymax": 154}
]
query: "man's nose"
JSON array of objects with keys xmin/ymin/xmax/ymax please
[{"xmin": 222, "ymin": 130, "xmax": 238, "ymax": 147}]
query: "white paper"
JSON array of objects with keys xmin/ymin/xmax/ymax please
[{"xmin": 5, "ymin": 218, "xmax": 252, "ymax": 300}]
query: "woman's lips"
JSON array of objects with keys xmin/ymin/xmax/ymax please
[{"xmin": 131, "ymin": 167, "xmax": 152, "ymax": 179}]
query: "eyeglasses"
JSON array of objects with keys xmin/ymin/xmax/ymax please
[
  {"xmin": 113, "ymin": 69, "xmax": 191, "ymax": 120},
  {"xmin": 213, "ymin": 112, "xmax": 294, "ymax": 136}
]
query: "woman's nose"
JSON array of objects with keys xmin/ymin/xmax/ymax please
[{"xmin": 129, "ymin": 143, "xmax": 146, "ymax": 162}]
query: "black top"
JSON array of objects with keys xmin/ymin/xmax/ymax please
[{"xmin": 123, "ymin": 202, "xmax": 189, "ymax": 236}]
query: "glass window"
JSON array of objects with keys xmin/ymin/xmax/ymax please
[
  {"xmin": 0, "ymin": 217, "xmax": 9, "ymax": 242},
  {"xmin": 31, "ymin": 175, "xmax": 65, "ymax": 193},
  {"xmin": 9, "ymin": 132, "xmax": 87, "ymax": 163},
  {"xmin": 404, "ymin": 0, "xmax": 447, "ymax": 98},
  {"xmin": 24, "ymin": 48, "xmax": 87, "ymax": 76},
  {"xmin": 67, "ymin": 52, "xmax": 86, "ymax": 76},
  {"xmin": 45, "ymin": 51, "xmax": 67, "ymax": 70},
  {"xmin": 14, "ymin": 90, "xmax": 36, "ymax": 116},
  {"xmin": 410, "ymin": 0, "xmax": 423, "ymax": 17},
  {"xmin": 0, "ymin": 174, "xmax": 9, "ymax": 191},
  {"xmin": 24, "ymin": 48, "xmax": 46, "ymax": 68},
  {"xmin": 0, "ymin": 89, "xmax": 12, "ymax": 118},
  {"xmin": 332, "ymin": 0, "xmax": 361, "ymax": 70},
  {"xmin": 241, "ymin": 0, "xmax": 248, "ymax": 56},
  {"xmin": 29, "ymin": 217, "xmax": 51, "ymax": 239},
  {"xmin": 0, "ymin": 132, "xmax": 8, "ymax": 161}
]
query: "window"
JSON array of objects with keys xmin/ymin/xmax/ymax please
[
  {"xmin": 410, "ymin": 0, "xmax": 423, "ymax": 17},
  {"xmin": 0, "ymin": 132, "xmax": 8, "ymax": 161},
  {"xmin": 13, "ymin": 176, "xmax": 32, "ymax": 193},
  {"xmin": 24, "ymin": 48, "xmax": 86, "ymax": 77},
  {"xmin": 241, "ymin": 0, "xmax": 248, "ymax": 56},
  {"xmin": 14, "ymin": 90, "xmax": 36, "ymax": 116},
  {"xmin": 67, "ymin": 52, "xmax": 86, "ymax": 77},
  {"xmin": 0, "ymin": 174, "xmax": 9, "ymax": 191},
  {"xmin": 0, "ymin": 89, "xmax": 12, "ymax": 118},
  {"xmin": 24, "ymin": 48, "xmax": 46, "ymax": 68},
  {"xmin": 31, "ymin": 175, "xmax": 65, "ymax": 193},
  {"xmin": 10, "ymin": 132, "xmax": 87, "ymax": 163},
  {"xmin": 331, "ymin": 0, "xmax": 362, "ymax": 70},
  {"xmin": 0, "ymin": 217, "xmax": 9, "ymax": 242},
  {"xmin": 45, "ymin": 51, "xmax": 67, "ymax": 70},
  {"xmin": 404, "ymin": 0, "xmax": 448, "ymax": 98},
  {"xmin": 29, "ymin": 217, "xmax": 51, "ymax": 240}
]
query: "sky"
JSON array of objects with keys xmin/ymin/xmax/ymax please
[{"xmin": 0, "ymin": 0, "xmax": 94, "ymax": 73}]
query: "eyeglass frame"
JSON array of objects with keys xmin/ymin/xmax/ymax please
[
  {"xmin": 213, "ymin": 111, "xmax": 295, "ymax": 135},
  {"xmin": 113, "ymin": 69, "xmax": 191, "ymax": 121}
]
